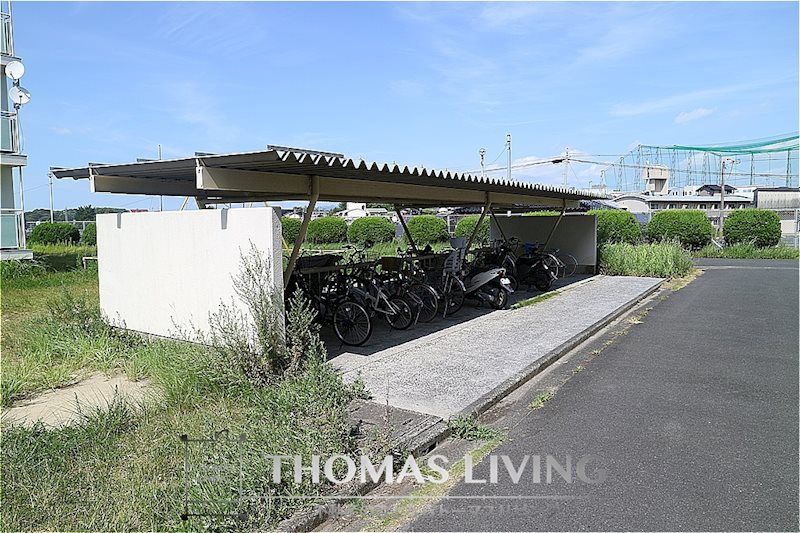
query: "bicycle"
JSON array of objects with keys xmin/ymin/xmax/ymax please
[{"xmin": 288, "ymin": 254, "xmax": 373, "ymax": 346}]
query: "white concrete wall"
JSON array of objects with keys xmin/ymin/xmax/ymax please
[
  {"xmin": 96, "ymin": 207, "xmax": 283, "ymax": 339},
  {"xmin": 491, "ymin": 214, "xmax": 597, "ymax": 273}
]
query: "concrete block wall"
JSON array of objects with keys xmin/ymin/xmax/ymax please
[
  {"xmin": 490, "ymin": 214, "xmax": 598, "ymax": 273},
  {"xmin": 96, "ymin": 207, "xmax": 283, "ymax": 339}
]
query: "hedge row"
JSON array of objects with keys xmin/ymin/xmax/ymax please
[
  {"xmin": 454, "ymin": 215, "xmax": 490, "ymax": 244},
  {"xmin": 347, "ymin": 217, "xmax": 396, "ymax": 245},
  {"xmin": 647, "ymin": 210, "xmax": 715, "ymax": 248},
  {"xmin": 405, "ymin": 215, "xmax": 449, "ymax": 246},
  {"xmin": 28, "ymin": 222, "xmax": 80, "ymax": 245},
  {"xmin": 81, "ymin": 223, "xmax": 97, "ymax": 245},
  {"xmin": 307, "ymin": 216, "xmax": 347, "ymax": 244},
  {"xmin": 722, "ymin": 208, "xmax": 781, "ymax": 247},
  {"xmin": 587, "ymin": 209, "xmax": 641, "ymax": 244}
]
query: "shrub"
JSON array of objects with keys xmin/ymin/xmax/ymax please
[
  {"xmin": 646, "ymin": 210, "xmax": 714, "ymax": 248},
  {"xmin": 722, "ymin": 208, "xmax": 781, "ymax": 247},
  {"xmin": 208, "ymin": 244, "xmax": 288, "ymax": 383},
  {"xmin": 599, "ymin": 241, "xmax": 693, "ymax": 278},
  {"xmin": 306, "ymin": 216, "xmax": 347, "ymax": 244},
  {"xmin": 81, "ymin": 223, "xmax": 97, "ymax": 246},
  {"xmin": 28, "ymin": 222, "xmax": 80, "ymax": 245},
  {"xmin": 694, "ymin": 243, "xmax": 799, "ymax": 260},
  {"xmin": 0, "ymin": 259, "xmax": 47, "ymax": 282},
  {"xmin": 281, "ymin": 217, "xmax": 302, "ymax": 244},
  {"xmin": 587, "ymin": 209, "xmax": 641, "ymax": 244},
  {"xmin": 347, "ymin": 216, "xmax": 396, "ymax": 246},
  {"xmin": 455, "ymin": 215, "xmax": 490, "ymax": 244},
  {"xmin": 405, "ymin": 215, "xmax": 449, "ymax": 245}
]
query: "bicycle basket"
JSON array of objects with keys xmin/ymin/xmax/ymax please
[
  {"xmin": 296, "ymin": 254, "xmax": 341, "ymax": 270},
  {"xmin": 379, "ymin": 256, "xmax": 404, "ymax": 272}
]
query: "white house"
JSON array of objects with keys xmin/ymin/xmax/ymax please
[{"xmin": 335, "ymin": 202, "xmax": 390, "ymax": 223}]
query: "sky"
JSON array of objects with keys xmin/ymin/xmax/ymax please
[{"xmin": 10, "ymin": 1, "xmax": 800, "ymax": 211}]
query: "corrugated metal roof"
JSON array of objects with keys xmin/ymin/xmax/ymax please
[{"xmin": 52, "ymin": 148, "xmax": 607, "ymax": 207}]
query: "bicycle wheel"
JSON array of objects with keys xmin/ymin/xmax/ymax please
[
  {"xmin": 541, "ymin": 253, "xmax": 563, "ymax": 279},
  {"xmin": 532, "ymin": 269, "xmax": 554, "ymax": 292},
  {"xmin": 386, "ymin": 298, "xmax": 414, "ymax": 330},
  {"xmin": 332, "ymin": 301, "xmax": 372, "ymax": 346},
  {"xmin": 408, "ymin": 283, "xmax": 439, "ymax": 323},
  {"xmin": 443, "ymin": 277, "xmax": 465, "ymax": 317},
  {"xmin": 557, "ymin": 253, "xmax": 577, "ymax": 277}
]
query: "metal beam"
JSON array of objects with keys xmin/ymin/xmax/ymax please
[
  {"xmin": 283, "ymin": 176, "xmax": 319, "ymax": 288},
  {"xmin": 196, "ymin": 165, "xmax": 569, "ymax": 208},
  {"xmin": 542, "ymin": 200, "xmax": 567, "ymax": 250},
  {"xmin": 465, "ymin": 193, "xmax": 492, "ymax": 255},
  {"xmin": 489, "ymin": 210, "xmax": 507, "ymax": 241},
  {"xmin": 91, "ymin": 174, "xmax": 196, "ymax": 196},
  {"xmin": 395, "ymin": 206, "xmax": 418, "ymax": 253}
]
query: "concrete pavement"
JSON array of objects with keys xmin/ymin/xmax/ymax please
[
  {"xmin": 408, "ymin": 260, "xmax": 799, "ymax": 531},
  {"xmin": 332, "ymin": 275, "xmax": 662, "ymax": 419}
]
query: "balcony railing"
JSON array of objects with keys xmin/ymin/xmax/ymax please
[
  {"xmin": 1, "ymin": 110, "xmax": 19, "ymax": 153},
  {"xmin": 0, "ymin": 208, "xmax": 25, "ymax": 249},
  {"xmin": 1, "ymin": 11, "xmax": 12, "ymax": 56}
]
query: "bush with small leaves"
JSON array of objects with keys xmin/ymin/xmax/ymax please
[
  {"xmin": 307, "ymin": 216, "xmax": 347, "ymax": 244},
  {"xmin": 455, "ymin": 215, "xmax": 490, "ymax": 245},
  {"xmin": 646, "ymin": 210, "xmax": 715, "ymax": 248},
  {"xmin": 347, "ymin": 216, "xmax": 396, "ymax": 246},
  {"xmin": 722, "ymin": 208, "xmax": 781, "ymax": 247},
  {"xmin": 405, "ymin": 215, "xmax": 449, "ymax": 245},
  {"xmin": 281, "ymin": 217, "xmax": 302, "ymax": 244},
  {"xmin": 28, "ymin": 222, "xmax": 80, "ymax": 245},
  {"xmin": 587, "ymin": 209, "xmax": 641, "ymax": 244},
  {"xmin": 81, "ymin": 223, "xmax": 97, "ymax": 246}
]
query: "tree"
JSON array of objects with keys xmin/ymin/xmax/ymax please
[{"xmin": 74, "ymin": 205, "xmax": 96, "ymax": 221}]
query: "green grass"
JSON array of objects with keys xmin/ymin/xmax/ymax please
[
  {"xmin": 1, "ymin": 267, "xmax": 368, "ymax": 531},
  {"xmin": 529, "ymin": 391, "xmax": 553, "ymax": 410},
  {"xmin": 511, "ymin": 291, "xmax": 559, "ymax": 309},
  {"xmin": 447, "ymin": 415, "xmax": 504, "ymax": 441},
  {"xmin": 30, "ymin": 243, "xmax": 97, "ymax": 271},
  {"xmin": 599, "ymin": 241, "xmax": 693, "ymax": 278},
  {"xmin": 693, "ymin": 243, "xmax": 799, "ymax": 260}
]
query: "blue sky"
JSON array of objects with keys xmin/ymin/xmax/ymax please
[{"xmin": 12, "ymin": 1, "xmax": 800, "ymax": 211}]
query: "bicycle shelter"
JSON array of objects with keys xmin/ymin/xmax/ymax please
[{"xmin": 52, "ymin": 149, "xmax": 604, "ymax": 340}]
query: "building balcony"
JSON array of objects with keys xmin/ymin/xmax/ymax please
[
  {"xmin": 1, "ymin": 11, "xmax": 14, "ymax": 57},
  {"xmin": 0, "ymin": 207, "xmax": 28, "ymax": 251},
  {"xmin": 1, "ymin": 110, "xmax": 19, "ymax": 153}
]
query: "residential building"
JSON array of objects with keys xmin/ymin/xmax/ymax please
[
  {"xmin": 0, "ymin": 0, "xmax": 30, "ymax": 260},
  {"xmin": 335, "ymin": 202, "xmax": 391, "ymax": 223}
]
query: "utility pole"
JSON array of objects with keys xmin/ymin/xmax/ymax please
[
  {"xmin": 48, "ymin": 171, "xmax": 54, "ymax": 222},
  {"xmin": 563, "ymin": 147, "xmax": 569, "ymax": 187},
  {"xmin": 479, "ymin": 147, "xmax": 486, "ymax": 178},
  {"xmin": 506, "ymin": 134, "xmax": 512, "ymax": 181},
  {"xmin": 720, "ymin": 158, "xmax": 733, "ymax": 233}
]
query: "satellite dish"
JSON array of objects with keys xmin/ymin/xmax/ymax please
[
  {"xmin": 8, "ymin": 85, "xmax": 30, "ymax": 106},
  {"xmin": 5, "ymin": 60, "xmax": 25, "ymax": 81}
]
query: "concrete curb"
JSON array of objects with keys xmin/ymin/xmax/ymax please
[
  {"xmin": 276, "ymin": 418, "xmax": 450, "ymax": 532},
  {"xmin": 458, "ymin": 277, "xmax": 664, "ymax": 419},
  {"xmin": 277, "ymin": 276, "xmax": 663, "ymax": 531}
]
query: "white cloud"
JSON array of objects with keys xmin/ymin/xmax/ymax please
[
  {"xmin": 673, "ymin": 107, "xmax": 714, "ymax": 124},
  {"xmin": 50, "ymin": 126, "xmax": 72, "ymax": 135}
]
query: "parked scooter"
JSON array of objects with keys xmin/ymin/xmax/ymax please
[
  {"xmin": 516, "ymin": 243, "xmax": 558, "ymax": 291},
  {"xmin": 452, "ymin": 238, "xmax": 514, "ymax": 310}
]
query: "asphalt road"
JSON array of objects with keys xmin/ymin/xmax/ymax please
[{"xmin": 409, "ymin": 260, "xmax": 799, "ymax": 531}]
